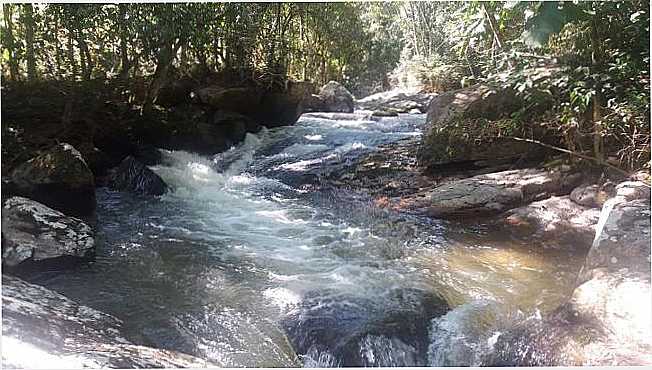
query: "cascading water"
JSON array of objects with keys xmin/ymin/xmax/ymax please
[{"xmin": 32, "ymin": 111, "xmax": 586, "ymax": 367}]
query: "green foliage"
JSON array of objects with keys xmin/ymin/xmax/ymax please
[
  {"xmin": 522, "ymin": 2, "xmax": 590, "ymax": 47},
  {"xmin": 0, "ymin": 2, "xmax": 648, "ymax": 171}
]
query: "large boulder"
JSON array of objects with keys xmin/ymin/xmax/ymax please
[
  {"xmin": 489, "ymin": 182, "xmax": 651, "ymax": 366},
  {"xmin": 1, "ymin": 197, "xmax": 94, "ymax": 269},
  {"xmin": 2, "ymin": 275, "xmax": 214, "ymax": 368},
  {"xmin": 194, "ymin": 86, "xmax": 260, "ymax": 113},
  {"xmin": 408, "ymin": 167, "xmax": 582, "ymax": 218},
  {"xmin": 317, "ymin": 81, "xmax": 355, "ymax": 113},
  {"xmin": 8, "ymin": 143, "xmax": 95, "ymax": 220},
  {"xmin": 256, "ymin": 92, "xmax": 304, "ymax": 127},
  {"xmin": 417, "ymin": 84, "xmax": 545, "ymax": 172},
  {"xmin": 193, "ymin": 85, "xmax": 305, "ymax": 128},
  {"xmin": 108, "ymin": 156, "xmax": 168, "ymax": 196}
]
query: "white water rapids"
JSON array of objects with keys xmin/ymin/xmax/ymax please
[{"xmin": 33, "ymin": 112, "xmax": 585, "ymax": 367}]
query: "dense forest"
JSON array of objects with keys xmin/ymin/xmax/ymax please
[
  {"xmin": 1, "ymin": 2, "xmax": 651, "ymax": 368},
  {"xmin": 2, "ymin": 1, "xmax": 649, "ymax": 171}
]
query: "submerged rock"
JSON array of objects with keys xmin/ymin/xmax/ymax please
[
  {"xmin": 409, "ymin": 167, "xmax": 582, "ymax": 218},
  {"xmin": 302, "ymin": 111, "xmax": 370, "ymax": 121},
  {"xmin": 108, "ymin": 156, "xmax": 168, "ymax": 196},
  {"xmin": 1, "ymin": 275, "xmax": 213, "ymax": 368},
  {"xmin": 282, "ymin": 288, "xmax": 448, "ymax": 367},
  {"xmin": 1, "ymin": 197, "xmax": 94, "ymax": 268},
  {"xmin": 503, "ymin": 195, "xmax": 600, "ymax": 247},
  {"xmin": 372, "ymin": 110, "xmax": 399, "ymax": 117},
  {"xmin": 489, "ymin": 187, "xmax": 652, "ymax": 366},
  {"xmin": 141, "ymin": 305, "xmax": 300, "ymax": 368},
  {"xmin": 8, "ymin": 143, "xmax": 95, "ymax": 220},
  {"xmin": 317, "ymin": 81, "xmax": 355, "ymax": 113}
]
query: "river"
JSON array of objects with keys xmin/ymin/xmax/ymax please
[{"xmin": 30, "ymin": 112, "xmax": 585, "ymax": 367}]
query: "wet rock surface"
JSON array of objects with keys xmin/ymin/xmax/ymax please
[
  {"xmin": 8, "ymin": 143, "xmax": 96, "ymax": 220},
  {"xmin": 108, "ymin": 156, "xmax": 168, "ymax": 196},
  {"xmin": 1, "ymin": 275, "xmax": 213, "ymax": 368},
  {"xmin": 325, "ymin": 136, "xmax": 432, "ymax": 199},
  {"xmin": 140, "ymin": 305, "xmax": 300, "ymax": 368},
  {"xmin": 1, "ymin": 196, "xmax": 94, "ymax": 268},
  {"xmin": 282, "ymin": 288, "xmax": 448, "ymax": 367}
]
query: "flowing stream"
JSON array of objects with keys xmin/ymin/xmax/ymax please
[{"xmin": 32, "ymin": 112, "xmax": 586, "ymax": 367}]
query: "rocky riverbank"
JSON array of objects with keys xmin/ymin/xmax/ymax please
[
  {"xmin": 0, "ymin": 75, "xmax": 316, "ymax": 367},
  {"xmin": 323, "ymin": 83, "xmax": 651, "ymax": 366}
]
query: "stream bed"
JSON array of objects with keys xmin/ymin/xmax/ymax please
[{"xmin": 30, "ymin": 112, "xmax": 586, "ymax": 367}]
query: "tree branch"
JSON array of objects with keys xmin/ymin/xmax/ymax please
[{"xmin": 498, "ymin": 136, "xmax": 632, "ymax": 177}]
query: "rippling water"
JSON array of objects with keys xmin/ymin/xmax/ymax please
[{"xmin": 33, "ymin": 112, "xmax": 585, "ymax": 367}]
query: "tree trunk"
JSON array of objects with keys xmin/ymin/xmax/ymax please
[
  {"xmin": 54, "ymin": 17, "xmax": 64, "ymax": 79},
  {"xmin": 77, "ymin": 29, "xmax": 92, "ymax": 81},
  {"xmin": 3, "ymin": 4, "xmax": 20, "ymax": 81},
  {"xmin": 67, "ymin": 29, "xmax": 77, "ymax": 80},
  {"xmin": 23, "ymin": 4, "xmax": 37, "ymax": 81},
  {"xmin": 118, "ymin": 4, "xmax": 130, "ymax": 79},
  {"xmin": 142, "ymin": 39, "xmax": 184, "ymax": 114},
  {"xmin": 482, "ymin": 4, "xmax": 503, "ymax": 50}
]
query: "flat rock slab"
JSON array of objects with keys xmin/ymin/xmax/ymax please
[
  {"xmin": 2, "ymin": 196, "xmax": 94, "ymax": 267},
  {"xmin": 2, "ymin": 275, "xmax": 213, "ymax": 368},
  {"xmin": 409, "ymin": 167, "xmax": 582, "ymax": 218}
]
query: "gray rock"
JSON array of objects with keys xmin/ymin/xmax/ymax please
[
  {"xmin": 410, "ymin": 167, "xmax": 582, "ymax": 218},
  {"xmin": 504, "ymin": 195, "xmax": 600, "ymax": 247},
  {"xmin": 614, "ymin": 180, "xmax": 651, "ymax": 201},
  {"xmin": 8, "ymin": 143, "xmax": 95, "ymax": 219},
  {"xmin": 108, "ymin": 156, "xmax": 168, "ymax": 196},
  {"xmin": 570, "ymin": 184, "xmax": 604, "ymax": 208},
  {"xmin": 1, "ymin": 197, "xmax": 94, "ymax": 267},
  {"xmin": 1, "ymin": 275, "xmax": 214, "ymax": 368},
  {"xmin": 317, "ymin": 81, "xmax": 355, "ymax": 113},
  {"xmin": 357, "ymin": 89, "xmax": 433, "ymax": 113}
]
